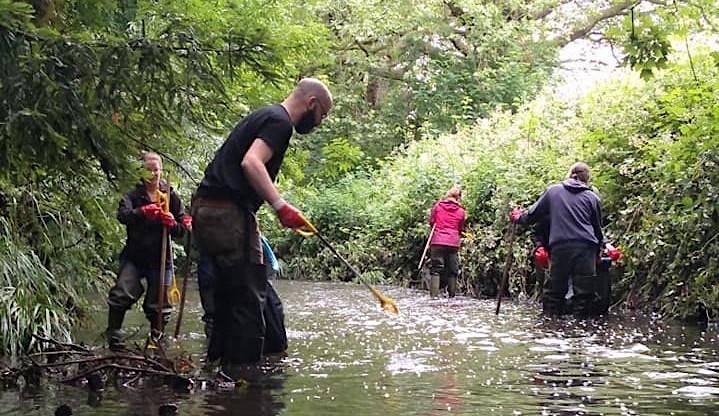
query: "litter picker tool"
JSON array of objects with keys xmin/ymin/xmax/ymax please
[{"xmin": 296, "ymin": 216, "xmax": 399, "ymax": 314}]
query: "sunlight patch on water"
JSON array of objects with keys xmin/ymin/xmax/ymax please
[
  {"xmin": 673, "ymin": 386, "xmax": 719, "ymax": 398},
  {"xmin": 645, "ymin": 371, "xmax": 691, "ymax": 380},
  {"xmin": 386, "ymin": 352, "xmax": 439, "ymax": 375}
]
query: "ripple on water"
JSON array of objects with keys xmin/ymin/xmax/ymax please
[
  {"xmin": 673, "ymin": 386, "xmax": 719, "ymax": 398},
  {"xmin": 11, "ymin": 280, "xmax": 719, "ymax": 416}
]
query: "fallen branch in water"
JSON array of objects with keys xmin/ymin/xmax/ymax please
[
  {"xmin": 28, "ymin": 350, "xmax": 93, "ymax": 357},
  {"xmin": 9, "ymin": 334, "xmax": 201, "ymax": 395},
  {"xmin": 61, "ymin": 363, "xmax": 187, "ymax": 384},
  {"xmin": 32, "ymin": 334, "xmax": 91, "ymax": 353},
  {"xmin": 36, "ymin": 353, "xmax": 173, "ymax": 373}
]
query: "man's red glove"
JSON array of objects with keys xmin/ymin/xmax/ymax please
[
  {"xmin": 275, "ymin": 201, "xmax": 309, "ymax": 229},
  {"xmin": 509, "ymin": 208, "xmax": 525, "ymax": 223},
  {"xmin": 159, "ymin": 211, "xmax": 177, "ymax": 228},
  {"xmin": 534, "ymin": 246, "xmax": 550, "ymax": 269},
  {"xmin": 139, "ymin": 204, "xmax": 162, "ymax": 221},
  {"xmin": 181, "ymin": 214, "xmax": 192, "ymax": 231},
  {"xmin": 606, "ymin": 246, "xmax": 623, "ymax": 261}
]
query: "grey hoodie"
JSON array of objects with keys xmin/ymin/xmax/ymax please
[{"xmin": 519, "ymin": 179, "xmax": 604, "ymax": 248}]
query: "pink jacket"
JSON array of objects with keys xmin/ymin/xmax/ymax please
[{"xmin": 429, "ymin": 199, "xmax": 466, "ymax": 248}]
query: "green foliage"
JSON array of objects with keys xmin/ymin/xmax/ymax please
[
  {"xmin": 276, "ymin": 50, "xmax": 719, "ymax": 320},
  {"xmin": 580, "ymin": 53, "xmax": 719, "ymax": 319},
  {"xmin": 2, "ymin": 0, "xmax": 717, "ymax": 360},
  {"xmin": 0, "ymin": 0, "xmax": 323, "ymax": 358},
  {"xmin": 607, "ymin": 12, "xmax": 672, "ymax": 79},
  {"xmin": 297, "ymin": 0, "xmax": 557, "ymax": 167},
  {"xmin": 0, "ymin": 0, "xmax": 33, "ymax": 29},
  {"xmin": 316, "ymin": 138, "xmax": 364, "ymax": 181}
]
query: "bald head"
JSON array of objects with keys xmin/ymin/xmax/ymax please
[
  {"xmin": 293, "ymin": 78, "xmax": 333, "ymax": 108},
  {"xmin": 283, "ymin": 77, "xmax": 333, "ymax": 134}
]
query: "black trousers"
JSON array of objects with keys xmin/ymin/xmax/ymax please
[
  {"xmin": 545, "ymin": 241, "xmax": 599, "ymax": 317},
  {"xmin": 107, "ymin": 257, "xmax": 172, "ymax": 324},
  {"xmin": 207, "ymin": 260, "xmax": 267, "ymax": 364},
  {"xmin": 430, "ymin": 245, "xmax": 460, "ymax": 296},
  {"xmin": 193, "ymin": 197, "xmax": 266, "ymax": 365},
  {"xmin": 198, "ymin": 254, "xmax": 287, "ymax": 355}
]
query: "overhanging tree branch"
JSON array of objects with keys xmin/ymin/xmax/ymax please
[
  {"xmin": 530, "ymin": 0, "xmax": 575, "ymax": 20},
  {"xmin": 551, "ymin": 0, "xmax": 641, "ymax": 46}
]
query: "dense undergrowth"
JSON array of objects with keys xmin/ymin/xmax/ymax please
[{"xmin": 266, "ymin": 51, "xmax": 719, "ymax": 321}]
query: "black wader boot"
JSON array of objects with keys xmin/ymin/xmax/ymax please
[
  {"xmin": 447, "ymin": 276, "xmax": 457, "ymax": 298},
  {"xmin": 429, "ymin": 250, "xmax": 443, "ymax": 298},
  {"xmin": 429, "ymin": 272, "xmax": 440, "ymax": 298},
  {"xmin": 105, "ymin": 307, "xmax": 127, "ymax": 351}
]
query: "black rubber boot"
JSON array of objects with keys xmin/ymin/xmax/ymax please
[
  {"xmin": 219, "ymin": 362, "xmax": 263, "ymax": 385},
  {"xmin": 105, "ymin": 308, "xmax": 126, "ymax": 351},
  {"xmin": 429, "ymin": 274, "xmax": 440, "ymax": 298},
  {"xmin": 447, "ymin": 277, "xmax": 457, "ymax": 298}
]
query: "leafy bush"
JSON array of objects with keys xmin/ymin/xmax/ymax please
[{"xmin": 274, "ymin": 51, "xmax": 719, "ymax": 320}]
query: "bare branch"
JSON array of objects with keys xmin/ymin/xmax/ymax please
[
  {"xmin": 552, "ymin": 0, "xmax": 642, "ymax": 47},
  {"xmin": 688, "ymin": 0, "xmax": 719, "ymax": 32},
  {"xmin": 530, "ymin": 0, "xmax": 575, "ymax": 20},
  {"xmin": 354, "ymin": 40, "xmax": 370, "ymax": 57},
  {"xmin": 448, "ymin": 36, "xmax": 469, "ymax": 56},
  {"xmin": 370, "ymin": 66, "xmax": 407, "ymax": 81},
  {"xmin": 559, "ymin": 57, "xmax": 613, "ymax": 66}
]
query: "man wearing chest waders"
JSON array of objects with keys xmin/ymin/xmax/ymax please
[
  {"xmin": 509, "ymin": 162, "xmax": 609, "ymax": 317},
  {"xmin": 192, "ymin": 78, "xmax": 332, "ymax": 382}
]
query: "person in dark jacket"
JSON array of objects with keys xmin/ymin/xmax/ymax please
[
  {"xmin": 510, "ymin": 162, "xmax": 606, "ymax": 316},
  {"xmin": 192, "ymin": 78, "xmax": 331, "ymax": 381},
  {"xmin": 105, "ymin": 152, "xmax": 191, "ymax": 349},
  {"xmin": 428, "ymin": 185, "xmax": 466, "ymax": 298}
]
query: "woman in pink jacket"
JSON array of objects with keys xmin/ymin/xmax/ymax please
[{"xmin": 428, "ymin": 186, "xmax": 466, "ymax": 298}]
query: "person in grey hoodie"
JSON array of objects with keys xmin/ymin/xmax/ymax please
[{"xmin": 510, "ymin": 162, "xmax": 606, "ymax": 316}]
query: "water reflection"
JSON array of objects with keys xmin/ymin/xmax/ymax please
[
  {"xmin": 203, "ymin": 372, "xmax": 286, "ymax": 416},
  {"xmin": 3, "ymin": 280, "xmax": 719, "ymax": 415}
]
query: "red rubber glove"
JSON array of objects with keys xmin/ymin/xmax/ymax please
[
  {"xmin": 159, "ymin": 211, "xmax": 177, "ymax": 228},
  {"xmin": 274, "ymin": 200, "xmax": 311, "ymax": 230},
  {"xmin": 181, "ymin": 214, "xmax": 192, "ymax": 231},
  {"xmin": 534, "ymin": 246, "xmax": 550, "ymax": 269},
  {"xmin": 139, "ymin": 204, "xmax": 162, "ymax": 221},
  {"xmin": 509, "ymin": 208, "xmax": 525, "ymax": 223},
  {"xmin": 606, "ymin": 246, "xmax": 623, "ymax": 261}
]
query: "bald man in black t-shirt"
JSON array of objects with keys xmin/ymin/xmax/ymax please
[{"xmin": 193, "ymin": 78, "xmax": 332, "ymax": 381}]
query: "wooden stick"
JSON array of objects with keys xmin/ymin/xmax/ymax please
[
  {"xmin": 173, "ymin": 232, "xmax": 193, "ymax": 338},
  {"xmin": 495, "ymin": 223, "xmax": 517, "ymax": 315},
  {"xmin": 154, "ymin": 180, "xmax": 171, "ymax": 340},
  {"xmin": 418, "ymin": 225, "xmax": 436, "ymax": 271},
  {"xmin": 155, "ymin": 227, "xmax": 169, "ymax": 334}
]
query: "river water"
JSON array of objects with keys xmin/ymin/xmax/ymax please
[{"xmin": 2, "ymin": 280, "xmax": 719, "ymax": 415}]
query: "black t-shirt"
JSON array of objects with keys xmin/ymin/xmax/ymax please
[{"xmin": 197, "ymin": 105, "xmax": 294, "ymax": 212}]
